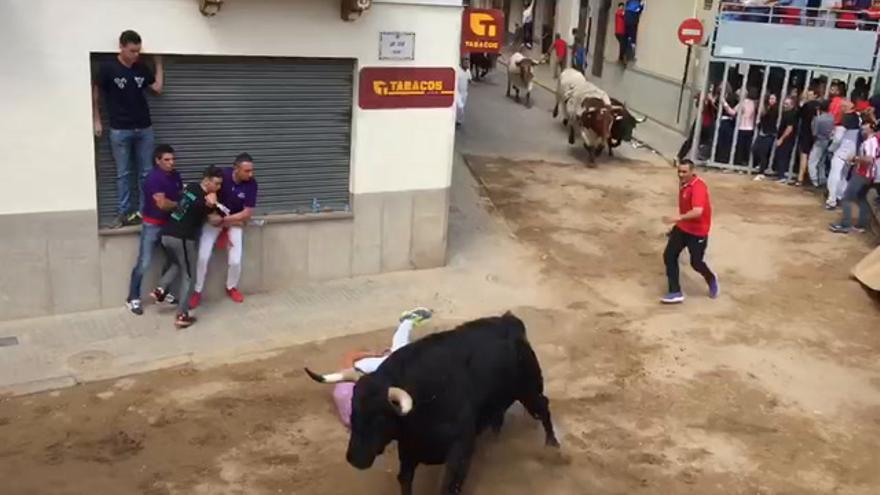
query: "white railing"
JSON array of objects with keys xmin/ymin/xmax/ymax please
[{"xmin": 718, "ymin": 2, "xmax": 880, "ymax": 31}]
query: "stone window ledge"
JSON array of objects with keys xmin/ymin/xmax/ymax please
[{"xmin": 98, "ymin": 211, "xmax": 353, "ymax": 237}]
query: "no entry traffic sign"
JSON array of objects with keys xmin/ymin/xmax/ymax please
[{"xmin": 677, "ymin": 18, "xmax": 704, "ymax": 46}]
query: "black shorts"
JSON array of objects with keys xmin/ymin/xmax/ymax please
[{"xmin": 798, "ymin": 133, "xmax": 814, "ymax": 155}]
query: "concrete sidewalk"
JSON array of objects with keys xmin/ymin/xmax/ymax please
[
  {"xmin": 500, "ymin": 53, "xmax": 685, "ymax": 163},
  {"xmin": 0, "ymin": 152, "xmax": 553, "ymax": 397}
]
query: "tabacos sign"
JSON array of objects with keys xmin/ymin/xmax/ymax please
[
  {"xmin": 359, "ymin": 67, "xmax": 456, "ymax": 109},
  {"xmin": 461, "ymin": 8, "xmax": 504, "ymax": 54}
]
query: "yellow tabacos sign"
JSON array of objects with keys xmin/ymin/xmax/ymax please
[
  {"xmin": 373, "ymin": 79, "xmax": 454, "ymax": 96},
  {"xmin": 463, "ymin": 40, "xmax": 501, "ymax": 50}
]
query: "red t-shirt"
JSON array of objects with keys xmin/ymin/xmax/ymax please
[
  {"xmin": 677, "ymin": 176, "xmax": 712, "ymax": 237},
  {"xmin": 553, "ymin": 38, "xmax": 568, "ymax": 59},
  {"xmin": 830, "ymin": 96, "xmax": 844, "ymax": 125},
  {"xmin": 615, "ymin": 9, "xmax": 626, "ymax": 35}
]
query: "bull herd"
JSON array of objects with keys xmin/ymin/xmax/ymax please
[
  {"xmin": 305, "ymin": 312, "xmax": 559, "ymax": 495},
  {"xmin": 506, "ymin": 51, "xmax": 646, "ymax": 163}
]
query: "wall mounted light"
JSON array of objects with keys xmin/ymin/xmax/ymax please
[
  {"xmin": 199, "ymin": 0, "xmax": 224, "ymax": 16},
  {"xmin": 341, "ymin": 0, "xmax": 373, "ymax": 22}
]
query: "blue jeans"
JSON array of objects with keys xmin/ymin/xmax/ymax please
[
  {"xmin": 128, "ymin": 223, "xmax": 172, "ymax": 301},
  {"xmin": 110, "ymin": 127, "xmax": 155, "ymax": 216},
  {"xmin": 839, "ymin": 175, "xmax": 871, "ymax": 229}
]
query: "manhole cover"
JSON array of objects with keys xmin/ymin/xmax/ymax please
[{"xmin": 67, "ymin": 350, "xmax": 114, "ymax": 371}]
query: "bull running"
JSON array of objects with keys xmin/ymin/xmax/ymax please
[
  {"xmin": 305, "ymin": 311, "xmax": 559, "ymax": 495},
  {"xmin": 502, "ymin": 51, "xmax": 646, "ymax": 164},
  {"xmin": 552, "ymin": 67, "xmax": 646, "ymax": 163}
]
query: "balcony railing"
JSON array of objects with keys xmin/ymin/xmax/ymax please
[
  {"xmin": 713, "ymin": 2, "xmax": 880, "ymax": 72},
  {"xmin": 718, "ymin": 2, "xmax": 880, "ymax": 30}
]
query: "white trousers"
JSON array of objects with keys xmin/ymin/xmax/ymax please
[
  {"xmin": 827, "ymin": 143, "xmax": 855, "ymax": 206},
  {"xmin": 352, "ymin": 319, "xmax": 414, "ymax": 374},
  {"xmin": 195, "ymin": 224, "xmax": 243, "ymax": 292}
]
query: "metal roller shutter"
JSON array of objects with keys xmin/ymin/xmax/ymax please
[{"xmin": 93, "ymin": 55, "xmax": 354, "ymax": 227}]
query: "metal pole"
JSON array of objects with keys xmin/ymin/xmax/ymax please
[
  {"xmin": 709, "ymin": 61, "xmax": 730, "ymax": 169},
  {"xmin": 677, "ymin": 45, "xmax": 694, "ymax": 124},
  {"xmin": 691, "ymin": 58, "xmax": 713, "ymax": 163},
  {"xmin": 749, "ymin": 65, "xmax": 771, "ymax": 176}
]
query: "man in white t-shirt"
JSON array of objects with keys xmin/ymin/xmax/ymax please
[{"xmin": 456, "ymin": 58, "xmax": 471, "ymax": 128}]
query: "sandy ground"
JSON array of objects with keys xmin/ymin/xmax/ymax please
[{"xmin": 3, "ymin": 80, "xmax": 880, "ymax": 494}]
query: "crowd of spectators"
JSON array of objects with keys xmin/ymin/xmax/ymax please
[
  {"xmin": 721, "ymin": 0, "xmax": 880, "ymax": 29},
  {"xmin": 677, "ymin": 72, "xmax": 880, "ymax": 234}
]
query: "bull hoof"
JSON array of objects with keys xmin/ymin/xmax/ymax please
[
  {"xmin": 562, "ymin": 118, "xmax": 568, "ymax": 126},
  {"xmin": 546, "ymin": 436, "xmax": 560, "ymax": 448}
]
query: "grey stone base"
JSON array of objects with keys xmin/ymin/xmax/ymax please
[{"xmin": 0, "ymin": 188, "xmax": 449, "ymax": 322}]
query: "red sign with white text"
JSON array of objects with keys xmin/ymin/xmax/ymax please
[
  {"xmin": 358, "ymin": 67, "xmax": 456, "ymax": 110},
  {"xmin": 678, "ymin": 18, "xmax": 704, "ymax": 46},
  {"xmin": 461, "ymin": 8, "xmax": 505, "ymax": 54}
]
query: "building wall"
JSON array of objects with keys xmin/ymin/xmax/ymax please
[
  {"xmin": 577, "ymin": 0, "xmax": 715, "ymax": 133},
  {"xmin": 0, "ymin": 0, "xmax": 461, "ymax": 321}
]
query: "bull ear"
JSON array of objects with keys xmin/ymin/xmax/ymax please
[
  {"xmin": 387, "ymin": 387, "xmax": 413, "ymax": 416},
  {"xmin": 304, "ymin": 367, "xmax": 361, "ymax": 384}
]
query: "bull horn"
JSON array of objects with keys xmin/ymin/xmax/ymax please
[
  {"xmin": 387, "ymin": 387, "xmax": 413, "ymax": 416},
  {"xmin": 634, "ymin": 114, "xmax": 647, "ymax": 123},
  {"xmin": 304, "ymin": 367, "xmax": 361, "ymax": 384}
]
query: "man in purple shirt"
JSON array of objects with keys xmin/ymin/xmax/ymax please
[
  {"xmin": 126, "ymin": 144, "xmax": 183, "ymax": 315},
  {"xmin": 191, "ymin": 153, "xmax": 258, "ymax": 307}
]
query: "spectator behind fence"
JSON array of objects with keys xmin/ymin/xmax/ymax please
[
  {"xmin": 752, "ymin": 94, "xmax": 780, "ymax": 175},
  {"xmin": 797, "ymin": 87, "xmax": 821, "ymax": 185},
  {"xmin": 771, "ymin": 96, "xmax": 799, "ymax": 181},
  {"xmin": 677, "ymin": 84, "xmax": 720, "ymax": 163},
  {"xmin": 722, "ymin": 86, "xmax": 759, "ymax": 165},
  {"xmin": 829, "ymin": 80, "xmax": 847, "ymax": 124},
  {"xmin": 826, "ymin": 100, "xmax": 861, "ymax": 210},
  {"xmin": 808, "ymin": 99, "xmax": 835, "ymax": 187},
  {"xmin": 830, "ymin": 121, "xmax": 877, "ymax": 233}
]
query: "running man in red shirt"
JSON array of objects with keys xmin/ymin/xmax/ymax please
[
  {"xmin": 615, "ymin": 3, "xmax": 628, "ymax": 65},
  {"xmin": 661, "ymin": 159, "xmax": 719, "ymax": 304}
]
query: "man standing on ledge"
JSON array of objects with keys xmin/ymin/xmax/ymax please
[
  {"xmin": 190, "ymin": 153, "xmax": 258, "ymax": 308},
  {"xmin": 661, "ymin": 159, "xmax": 719, "ymax": 304},
  {"xmin": 93, "ymin": 29, "xmax": 164, "ymax": 228}
]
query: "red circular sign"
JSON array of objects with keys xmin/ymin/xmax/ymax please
[{"xmin": 677, "ymin": 18, "xmax": 704, "ymax": 46}]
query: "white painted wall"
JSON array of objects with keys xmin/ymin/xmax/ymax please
[
  {"xmin": 602, "ymin": 0, "xmax": 701, "ymax": 82},
  {"xmin": 555, "ymin": 0, "xmax": 580, "ymax": 44},
  {"xmin": 0, "ymin": 0, "xmax": 462, "ymax": 216}
]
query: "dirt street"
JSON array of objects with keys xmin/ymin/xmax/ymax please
[{"xmin": 2, "ymin": 149, "xmax": 878, "ymax": 494}]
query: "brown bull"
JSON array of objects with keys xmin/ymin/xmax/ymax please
[{"xmin": 573, "ymin": 97, "xmax": 615, "ymax": 162}]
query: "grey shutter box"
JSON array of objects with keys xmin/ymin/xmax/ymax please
[{"xmin": 93, "ymin": 55, "xmax": 354, "ymax": 227}]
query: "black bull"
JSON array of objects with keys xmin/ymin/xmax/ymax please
[
  {"xmin": 305, "ymin": 312, "xmax": 559, "ymax": 495},
  {"xmin": 608, "ymin": 97, "xmax": 647, "ymax": 149}
]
